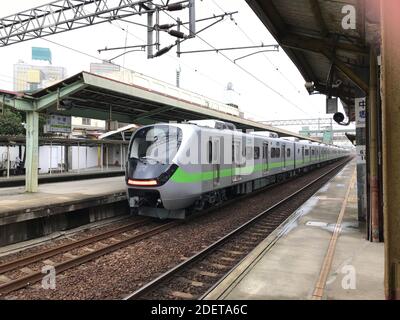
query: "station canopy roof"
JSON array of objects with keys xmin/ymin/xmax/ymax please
[
  {"xmin": 2, "ymin": 71, "xmax": 322, "ymax": 143},
  {"xmin": 246, "ymin": 0, "xmax": 381, "ymax": 120}
]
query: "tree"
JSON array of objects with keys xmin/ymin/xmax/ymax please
[{"xmin": 0, "ymin": 109, "xmax": 25, "ymax": 135}]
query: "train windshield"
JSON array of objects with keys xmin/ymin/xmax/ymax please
[{"xmin": 130, "ymin": 125, "xmax": 182, "ymax": 165}]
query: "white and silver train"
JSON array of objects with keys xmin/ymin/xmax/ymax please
[{"xmin": 126, "ymin": 120, "xmax": 350, "ymax": 219}]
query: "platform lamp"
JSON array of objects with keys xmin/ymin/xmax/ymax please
[{"xmin": 333, "ymin": 112, "xmax": 351, "ymax": 126}]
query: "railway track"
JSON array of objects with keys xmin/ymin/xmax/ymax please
[
  {"xmin": 0, "ymin": 158, "xmax": 350, "ymax": 299},
  {"xmin": 125, "ymin": 158, "xmax": 350, "ymax": 300},
  {"xmin": 0, "ymin": 217, "xmax": 180, "ymax": 296}
]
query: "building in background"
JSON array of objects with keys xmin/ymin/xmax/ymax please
[
  {"xmin": 90, "ymin": 62, "xmax": 120, "ymax": 76},
  {"xmin": 13, "ymin": 62, "xmax": 66, "ymax": 92},
  {"xmin": 13, "ymin": 47, "xmax": 66, "ymax": 92}
]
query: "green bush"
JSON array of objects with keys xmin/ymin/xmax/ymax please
[{"xmin": 0, "ymin": 109, "xmax": 25, "ymax": 135}]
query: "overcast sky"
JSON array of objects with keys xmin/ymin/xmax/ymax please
[{"xmin": 0, "ymin": 0, "xmax": 351, "ymax": 133}]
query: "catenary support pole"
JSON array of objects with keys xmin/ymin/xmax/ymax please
[
  {"xmin": 25, "ymin": 111, "xmax": 39, "ymax": 192},
  {"xmin": 369, "ymin": 47, "xmax": 380, "ymax": 242},
  {"xmin": 380, "ymin": 0, "xmax": 400, "ymax": 300}
]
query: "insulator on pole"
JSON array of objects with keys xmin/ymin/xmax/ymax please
[
  {"xmin": 168, "ymin": 30, "xmax": 186, "ymax": 39},
  {"xmin": 158, "ymin": 23, "xmax": 175, "ymax": 30},
  {"xmin": 167, "ymin": 3, "xmax": 186, "ymax": 11},
  {"xmin": 154, "ymin": 45, "xmax": 174, "ymax": 57}
]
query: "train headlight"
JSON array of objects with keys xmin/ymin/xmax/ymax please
[{"xmin": 127, "ymin": 179, "xmax": 158, "ymax": 186}]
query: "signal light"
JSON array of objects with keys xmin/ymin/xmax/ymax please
[{"xmin": 128, "ymin": 179, "xmax": 158, "ymax": 186}]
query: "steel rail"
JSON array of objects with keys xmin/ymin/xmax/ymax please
[
  {"xmin": 124, "ymin": 158, "xmax": 350, "ymax": 300},
  {"xmin": 0, "ymin": 220, "xmax": 180, "ymax": 296},
  {"xmin": 0, "ymin": 218, "xmax": 150, "ymax": 274}
]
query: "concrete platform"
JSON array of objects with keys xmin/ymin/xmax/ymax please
[
  {"xmin": 0, "ymin": 168, "xmax": 124, "ymax": 188},
  {"xmin": 0, "ymin": 177, "xmax": 128, "ymax": 246},
  {"xmin": 204, "ymin": 160, "xmax": 384, "ymax": 300}
]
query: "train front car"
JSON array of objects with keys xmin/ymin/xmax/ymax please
[{"xmin": 126, "ymin": 124, "xmax": 198, "ymax": 219}]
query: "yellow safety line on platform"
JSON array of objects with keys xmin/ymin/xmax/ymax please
[{"xmin": 312, "ymin": 168, "xmax": 357, "ymax": 300}]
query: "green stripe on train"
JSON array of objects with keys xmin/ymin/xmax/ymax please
[{"xmin": 170, "ymin": 158, "xmax": 325, "ymax": 184}]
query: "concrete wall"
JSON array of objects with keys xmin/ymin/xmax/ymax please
[
  {"xmin": 104, "ymin": 144, "xmax": 128, "ymax": 167},
  {"xmin": 39, "ymin": 145, "xmax": 64, "ymax": 174},
  {"xmin": 0, "ymin": 146, "xmax": 21, "ymax": 169},
  {"xmin": 70, "ymin": 146, "xmax": 99, "ymax": 170},
  {"xmin": 0, "ymin": 144, "xmax": 127, "ymax": 174}
]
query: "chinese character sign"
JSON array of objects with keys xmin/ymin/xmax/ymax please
[{"xmin": 355, "ymin": 98, "xmax": 366, "ymax": 128}]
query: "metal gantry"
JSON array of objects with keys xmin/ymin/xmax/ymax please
[
  {"xmin": 0, "ymin": 0, "xmax": 159, "ymax": 47},
  {"xmin": 261, "ymin": 118, "xmax": 334, "ymax": 127}
]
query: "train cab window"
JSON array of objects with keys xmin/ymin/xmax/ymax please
[
  {"xmin": 130, "ymin": 125, "xmax": 182, "ymax": 164},
  {"xmin": 208, "ymin": 141, "xmax": 213, "ymax": 164},
  {"xmin": 287, "ymin": 149, "xmax": 291, "ymax": 158},
  {"xmin": 254, "ymin": 147, "xmax": 260, "ymax": 160}
]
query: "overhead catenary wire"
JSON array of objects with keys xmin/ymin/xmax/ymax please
[
  {"xmin": 160, "ymin": 7, "xmax": 310, "ymax": 116},
  {"xmin": 108, "ymin": 20, "xmax": 229, "ymax": 90},
  {"xmin": 210, "ymin": 0, "xmax": 321, "ymax": 112}
]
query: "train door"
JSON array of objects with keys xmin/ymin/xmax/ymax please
[
  {"xmin": 232, "ymin": 139, "xmax": 242, "ymax": 182},
  {"xmin": 212, "ymin": 138, "xmax": 220, "ymax": 187},
  {"xmin": 282, "ymin": 144, "xmax": 286, "ymax": 168},
  {"xmin": 263, "ymin": 142, "xmax": 269, "ymax": 174}
]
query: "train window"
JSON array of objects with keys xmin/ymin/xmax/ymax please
[
  {"xmin": 276, "ymin": 148, "xmax": 281, "ymax": 158},
  {"xmin": 246, "ymin": 146, "xmax": 253, "ymax": 160},
  {"xmin": 305, "ymin": 149, "xmax": 310, "ymax": 156},
  {"xmin": 213, "ymin": 140, "xmax": 220, "ymax": 162},
  {"xmin": 287, "ymin": 149, "xmax": 291, "ymax": 158},
  {"xmin": 208, "ymin": 141, "xmax": 213, "ymax": 164},
  {"xmin": 271, "ymin": 148, "xmax": 276, "ymax": 158},
  {"xmin": 312, "ymin": 149, "xmax": 315, "ymax": 156},
  {"xmin": 254, "ymin": 147, "xmax": 260, "ymax": 160}
]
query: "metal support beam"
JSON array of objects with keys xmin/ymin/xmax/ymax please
[
  {"xmin": 0, "ymin": 0, "xmax": 155, "ymax": 47},
  {"xmin": 380, "ymin": 0, "xmax": 400, "ymax": 300},
  {"xmin": 188, "ymin": 0, "xmax": 196, "ymax": 37},
  {"xmin": 281, "ymin": 33, "xmax": 369, "ymax": 56},
  {"xmin": 0, "ymin": 95, "xmax": 34, "ymax": 111},
  {"xmin": 368, "ymin": 47, "xmax": 380, "ymax": 242},
  {"xmin": 309, "ymin": 0, "xmax": 328, "ymax": 37},
  {"xmin": 147, "ymin": 2, "xmax": 154, "ymax": 58},
  {"xmin": 36, "ymin": 81, "xmax": 87, "ymax": 111},
  {"xmin": 25, "ymin": 111, "xmax": 39, "ymax": 193}
]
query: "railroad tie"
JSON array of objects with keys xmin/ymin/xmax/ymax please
[
  {"xmin": 220, "ymin": 257, "xmax": 236, "ymax": 262},
  {"xmin": 177, "ymin": 277, "xmax": 204, "ymax": 288},
  {"xmin": 19, "ymin": 267, "xmax": 34, "ymax": 275},
  {"xmin": 42, "ymin": 259, "xmax": 55, "ymax": 266},
  {"xmin": 0, "ymin": 275, "xmax": 11, "ymax": 283},
  {"xmin": 194, "ymin": 270, "xmax": 218, "ymax": 278},
  {"xmin": 220, "ymin": 250, "xmax": 243, "ymax": 256},
  {"xmin": 204, "ymin": 262, "xmax": 229, "ymax": 270},
  {"xmin": 63, "ymin": 252, "xmax": 78, "ymax": 259},
  {"xmin": 171, "ymin": 291, "xmax": 194, "ymax": 299}
]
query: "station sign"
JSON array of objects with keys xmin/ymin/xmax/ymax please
[
  {"xmin": 357, "ymin": 145, "xmax": 366, "ymax": 164},
  {"xmin": 355, "ymin": 97, "xmax": 366, "ymax": 128},
  {"xmin": 44, "ymin": 114, "xmax": 71, "ymax": 134}
]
